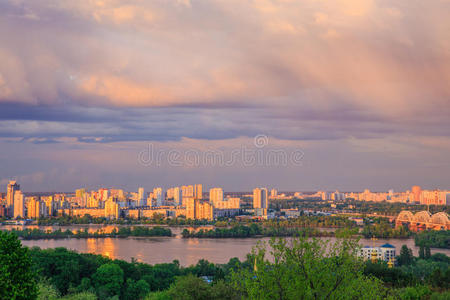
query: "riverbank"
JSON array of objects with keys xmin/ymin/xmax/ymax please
[
  {"xmin": 3, "ymin": 226, "xmax": 172, "ymax": 240},
  {"xmin": 181, "ymin": 224, "xmax": 337, "ymax": 238}
]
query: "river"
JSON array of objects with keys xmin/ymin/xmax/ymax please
[{"xmin": 3, "ymin": 225, "xmax": 449, "ymax": 266}]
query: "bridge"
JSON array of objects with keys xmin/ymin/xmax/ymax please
[{"xmin": 396, "ymin": 210, "xmax": 450, "ymax": 231}]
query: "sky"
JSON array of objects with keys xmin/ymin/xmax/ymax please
[{"xmin": 0, "ymin": 0, "xmax": 450, "ymax": 193}]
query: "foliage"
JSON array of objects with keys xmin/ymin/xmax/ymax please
[
  {"xmin": 415, "ymin": 230, "xmax": 450, "ymax": 249},
  {"xmin": 182, "ymin": 224, "xmax": 334, "ymax": 238},
  {"xmin": 393, "ymin": 285, "xmax": 432, "ymax": 300},
  {"xmin": 397, "ymin": 245, "xmax": 414, "ymax": 266},
  {"xmin": 166, "ymin": 274, "xmax": 239, "ymax": 300},
  {"xmin": 2, "ymin": 226, "xmax": 172, "ymax": 240},
  {"xmin": 0, "ymin": 231, "xmax": 38, "ymax": 300},
  {"xmin": 363, "ymin": 261, "xmax": 416, "ymax": 288},
  {"xmin": 92, "ymin": 263, "xmax": 124, "ymax": 299},
  {"xmin": 9, "ymin": 231, "xmax": 448, "ymax": 300},
  {"xmin": 400, "ymin": 259, "xmax": 449, "ymax": 285},
  {"xmin": 362, "ymin": 220, "xmax": 412, "ymax": 238},
  {"xmin": 124, "ymin": 279, "xmax": 150, "ymax": 300},
  {"xmin": 28, "ymin": 246, "xmax": 245, "ymax": 300},
  {"xmin": 37, "ymin": 215, "xmax": 213, "ymax": 226},
  {"xmin": 231, "ymin": 234, "xmax": 387, "ymax": 299},
  {"xmin": 37, "ymin": 282, "xmax": 59, "ymax": 300},
  {"xmin": 60, "ymin": 292, "xmax": 97, "ymax": 300}
]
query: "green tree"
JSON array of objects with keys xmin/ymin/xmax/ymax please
[
  {"xmin": 425, "ymin": 246, "xmax": 431, "ymax": 259},
  {"xmin": 419, "ymin": 245, "xmax": 425, "ymax": 259},
  {"xmin": 37, "ymin": 282, "xmax": 59, "ymax": 300},
  {"xmin": 145, "ymin": 291, "xmax": 171, "ymax": 300},
  {"xmin": 232, "ymin": 234, "xmax": 386, "ymax": 300},
  {"xmin": 167, "ymin": 274, "xmax": 212, "ymax": 300},
  {"xmin": 397, "ymin": 245, "xmax": 414, "ymax": 266},
  {"xmin": 0, "ymin": 231, "xmax": 38, "ymax": 300},
  {"xmin": 395, "ymin": 285, "xmax": 432, "ymax": 300},
  {"xmin": 61, "ymin": 292, "xmax": 98, "ymax": 300},
  {"xmin": 92, "ymin": 263, "xmax": 124, "ymax": 299},
  {"xmin": 124, "ymin": 279, "xmax": 150, "ymax": 300}
]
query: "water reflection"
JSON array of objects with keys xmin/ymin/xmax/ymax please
[
  {"xmin": 85, "ymin": 238, "xmax": 117, "ymax": 259},
  {"xmin": 7, "ymin": 225, "xmax": 450, "ymax": 266}
]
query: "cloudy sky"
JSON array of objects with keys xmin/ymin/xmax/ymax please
[{"xmin": 1, "ymin": 0, "xmax": 449, "ymax": 192}]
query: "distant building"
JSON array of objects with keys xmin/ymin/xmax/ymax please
[
  {"xmin": 105, "ymin": 198, "xmax": 120, "ymax": 219},
  {"xmin": 7, "ymin": 180, "xmax": 20, "ymax": 217},
  {"xmin": 270, "ymin": 189, "xmax": 278, "ymax": 198},
  {"xmin": 43, "ymin": 196, "xmax": 55, "ymax": 217},
  {"xmin": 194, "ymin": 184, "xmax": 203, "ymax": 200},
  {"xmin": 185, "ymin": 197, "xmax": 195, "ymax": 219},
  {"xmin": 359, "ymin": 244, "xmax": 396, "ymax": 262},
  {"xmin": 173, "ymin": 187, "xmax": 182, "ymax": 206},
  {"xmin": 138, "ymin": 187, "xmax": 145, "ymax": 206},
  {"xmin": 209, "ymin": 188, "xmax": 224, "ymax": 206},
  {"xmin": 253, "ymin": 188, "xmax": 268, "ymax": 209},
  {"xmin": 27, "ymin": 196, "xmax": 45, "ymax": 219},
  {"xmin": 411, "ymin": 186, "xmax": 422, "ymax": 204},
  {"xmin": 185, "ymin": 198, "xmax": 213, "ymax": 220},
  {"xmin": 281, "ymin": 208, "xmax": 300, "ymax": 218},
  {"xmin": 182, "ymin": 185, "xmax": 194, "ymax": 198},
  {"xmin": 13, "ymin": 190, "xmax": 25, "ymax": 219},
  {"xmin": 213, "ymin": 197, "xmax": 240, "ymax": 209},
  {"xmin": 153, "ymin": 187, "xmax": 163, "ymax": 207},
  {"xmin": 166, "ymin": 188, "xmax": 174, "ymax": 200},
  {"xmin": 421, "ymin": 190, "xmax": 448, "ymax": 206}
]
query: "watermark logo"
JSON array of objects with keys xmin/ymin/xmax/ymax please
[
  {"xmin": 254, "ymin": 134, "xmax": 269, "ymax": 148},
  {"xmin": 138, "ymin": 135, "xmax": 304, "ymax": 167}
]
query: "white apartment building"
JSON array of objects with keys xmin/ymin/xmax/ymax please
[{"xmin": 359, "ymin": 244, "xmax": 396, "ymax": 262}]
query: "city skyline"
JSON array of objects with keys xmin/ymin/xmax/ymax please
[
  {"xmin": 2, "ymin": 178, "xmax": 450, "ymax": 195},
  {"xmin": 1, "ymin": 179, "xmax": 448, "ymax": 222},
  {"xmin": 1, "ymin": 1, "xmax": 450, "ymax": 191}
]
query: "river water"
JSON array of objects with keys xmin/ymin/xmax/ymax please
[{"xmin": 3, "ymin": 225, "xmax": 449, "ymax": 266}]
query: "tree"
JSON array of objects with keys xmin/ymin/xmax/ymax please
[
  {"xmin": 231, "ymin": 234, "xmax": 387, "ymax": 300},
  {"xmin": 167, "ymin": 274, "xmax": 211, "ymax": 300},
  {"xmin": 425, "ymin": 246, "xmax": 431, "ymax": 259},
  {"xmin": 36, "ymin": 282, "xmax": 59, "ymax": 300},
  {"xmin": 124, "ymin": 279, "xmax": 150, "ymax": 300},
  {"xmin": 92, "ymin": 263, "xmax": 124, "ymax": 299},
  {"xmin": 398, "ymin": 245, "xmax": 414, "ymax": 266},
  {"xmin": 0, "ymin": 231, "xmax": 38, "ymax": 300},
  {"xmin": 419, "ymin": 245, "xmax": 425, "ymax": 259}
]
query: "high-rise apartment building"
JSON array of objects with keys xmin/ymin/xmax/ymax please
[
  {"xmin": 138, "ymin": 187, "xmax": 145, "ymax": 206},
  {"xmin": 13, "ymin": 190, "xmax": 25, "ymax": 218},
  {"xmin": 196, "ymin": 200, "xmax": 213, "ymax": 220},
  {"xmin": 153, "ymin": 187, "xmax": 163, "ymax": 207},
  {"xmin": 174, "ymin": 187, "xmax": 182, "ymax": 206},
  {"xmin": 270, "ymin": 189, "xmax": 278, "ymax": 198},
  {"xmin": 98, "ymin": 188, "xmax": 109, "ymax": 201},
  {"xmin": 253, "ymin": 187, "xmax": 268, "ymax": 209},
  {"xmin": 75, "ymin": 188, "xmax": 86, "ymax": 199},
  {"xmin": 41, "ymin": 196, "xmax": 57, "ymax": 217},
  {"xmin": 7, "ymin": 180, "xmax": 20, "ymax": 216},
  {"xmin": 27, "ymin": 196, "xmax": 44, "ymax": 219},
  {"xmin": 194, "ymin": 184, "xmax": 203, "ymax": 200},
  {"xmin": 421, "ymin": 190, "xmax": 447, "ymax": 206},
  {"xmin": 166, "ymin": 188, "xmax": 174, "ymax": 199},
  {"xmin": 185, "ymin": 197, "xmax": 195, "ymax": 219},
  {"xmin": 209, "ymin": 188, "xmax": 224, "ymax": 206},
  {"xmin": 185, "ymin": 198, "xmax": 213, "ymax": 220},
  {"xmin": 212, "ymin": 197, "xmax": 240, "ymax": 209},
  {"xmin": 182, "ymin": 185, "xmax": 194, "ymax": 197},
  {"xmin": 105, "ymin": 198, "xmax": 120, "ymax": 219},
  {"xmin": 412, "ymin": 186, "xmax": 422, "ymax": 204}
]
